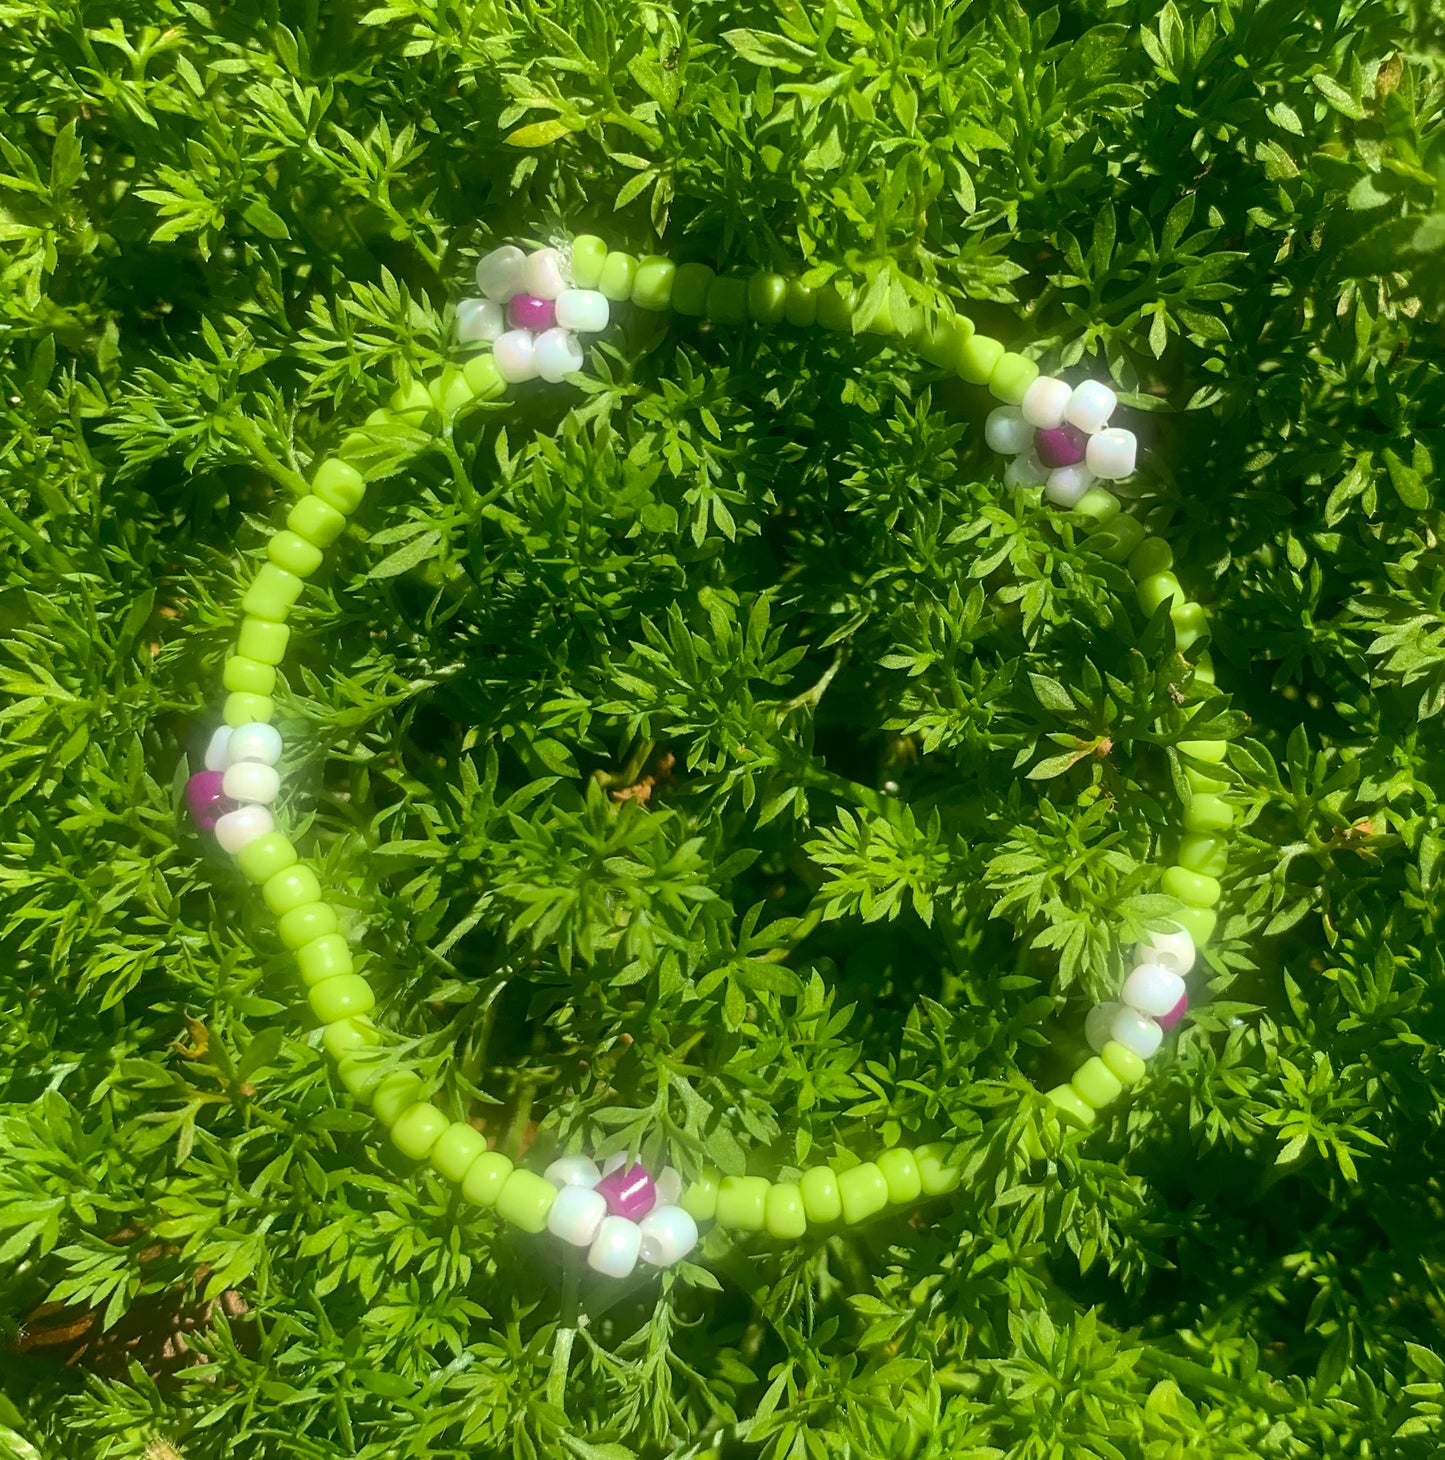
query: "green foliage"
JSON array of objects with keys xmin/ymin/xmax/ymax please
[{"xmin": 1, "ymin": 0, "xmax": 1444, "ymax": 1457}]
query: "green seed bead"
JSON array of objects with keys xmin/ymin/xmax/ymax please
[
  {"xmin": 222, "ymin": 655, "xmax": 276, "ymax": 696},
  {"xmin": 430, "ymin": 1123, "xmax": 489, "ymax": 1184},
  {"xmin": 235, "ymin": 831, "xmax": 297, "ymax": 884},
  {"xmin": 1185, "ymin": 764, "xmax": 1229, "ymax": 795},
  {"xmin": 494, "ymin": 1169, "xmax": 556, "ymax": 1233},
  {"xmin": 1128, "ymin": 536, "xmax": 1174, "ymax": 580},
  {"xmin": 1172, "ymin": 601, "xmax": 1210, "ymax": 651},
  {"xmin": 390, "ymin": 1102, "xmax": 450, "ymax": 1161},
  {"xmin": 597, "ymin": 250, "xmax": 638, "ymax": 302},
  {"xmin": 461, "ymin": 1149, "xmax": 515, "ymax": 1207},
  {"xmin": 765, "ymin": 1183, "xmax": 807, "ymax": 1240},
  {"xmin": 837, "ymin": 1162, "xmax": 889, "ymax": 1224},
  {"xmin": 1179, "ymin": 832, "xmax": 1229, "ymax": 879},
  {"xmin": 569, "ymin": 234, "xmax": 608, "ymax": 290},
  {"xmin": 958, "ymin": 334, "xmax": 1006, "ymax": 385},
  {"xmin": 679, "ymin": 1169, "xmax": 720, "ymax": 1222},
  {"xmin": 241, "ymin": 563, "xmax": 304, "ymax": 623},
  {"xmin": 1139, "ymin": 571, "xmax": 1184, "ymax": 616},
  {"xmin": 705, "ymin": 275, "xmax": 749, "ymax": 325},
  {"xmin": 914, "ymin": 1142, "xmax": 962, "ymax": 1196},
  {"xmin": 1179, "ymin": 738, "xmax": 1228, "ymax": 763},
  {"xmin": 224, "ymin": 692, "xmax": 273, "ymax": 728},
  {"xmin": 296, "ymin": 933, "xmax": 354, "ymax": 987},
  {"xmin": 1087, "ymin": 512, "xmax": 1147, "ymax": 564},
  {"xmin": 1163, "ymin": 865, "xmax": 1222, "ymax": 908},
  {"xmin": 1172, "ymin": 904, "xmax": 1218, "ymax": 947},
  {"xmin": 1072, "ymin": 1057, "xmax": 1124, "ymax": 1111},
  {"xmin": 277, "ymin": 901, "xmax": 340, "ymax": 951},
  {"xmin": 371, "ymin": 1071, "xmax": 424, "ymax": 1127},
  {"xmin": 1183, "ymin": 793, "xmax": 1235, "ymax": 835},
  {"xmin": 267, "ymin": 529, "xmax": 324, "ymax": 579},
  {"xmin": 390, "ymin": 379, "xmax": 432, "ymax": 420},
  {"xmin": 862, "ymin": 290, "xmax": 900, "ymax": 337},
  {"xmin": 748, "ymin": 272, "xmax": 788, "ymax": 324},
  {"xmin": 783, "ymin": 280, "xmax": 817, "ymax": 327},
  {"xmin": 287, "ymin": 495, "xmax": 347, "ymax": 551},
  {"xmin": 1073, "ymin": 487, "xmax": 1121, "ymax": 527},
  {"xmin": 236, "ymin": 616, "xmax": 291, "ymax": 665},
  {"xmin": 337, "ymin": 1051, "xmax": 384, "ymax": 1099},
  {"xmin": 631, "ymin": 255, "xmax": 676, "ymax": 311},
  {"xmin": 429, "ymin": 366, "xmax": 474, "ymax": 417},
  {"xmin": 989, "ymin": 351, "xmax": 1040, "ymax": 405},
  {"xmin": 312, "ymin": 458, "xmax": 367, "ymax": 515},
  {"xmin": 714, "ymin": 1175, "xmax": 770, "ymax": 1232},
  {"xmin": 912, "ymin": 313, "xmax": 975, "ymax": 369},
  {"xmin": 1045, "ymin": 1085, "xmax": 1096, "ymax": 1128},
  {"xmin": 1192, "ymin": 652, "xmax": 1217, "ymax": 686},
  {"xmin": 322, "ymin": 1016, "xmax": 379, "ymax": 1061},
  {"xmin": 308, "ymin": 972, "xmax": 376, "ymax": 1023},
  {"xmin": 1101, "ymin": 1040, "xmax": 1146, "ymax": 1087},
  {"xmin": 671, "ymin": 261, "xmax": 714, "ymax": 317},
  {"xmin": 462, "ymin": 351, "xmax": 506, "ymax": 401},
  {"xmin": 263, "ymin": 864, "xmax": 322, "ymax": 916},
  {"xmin": 877, "ymin": 1147, "xmax": 922, "ymax": 1206},
  {"xmin": 815, "ymin": 282, "xmax": 854, "ymax": 332},
  {"xmin": 800, "ymin": 1166, "xmax": 842, "ymax": 1223}
]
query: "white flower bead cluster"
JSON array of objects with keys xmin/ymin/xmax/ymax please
[
  {"xmin": 542, "ymin": 1153, "xmax": 699, "ymax": 1278},
  {"xmin": 985, "ymin": 376, "xmax": 1138, "ymax": 508},
  {"xmin": 1084, "ymin": 924, "xmax": 1196, "ymax": 1062},
  {"xmin": 456, "ymin": 244, "xmax": 611, "ymax": 385},
  {"xmin": 206, "ymin": 722, "xmax": 286, "ymax": 853}
]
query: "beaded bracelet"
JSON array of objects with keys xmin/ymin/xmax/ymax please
[{"xmin": 182, "ymin": 233, "xmax": 1233, "ymax": 1280}]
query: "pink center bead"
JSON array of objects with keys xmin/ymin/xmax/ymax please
[
  {"xmin": 185, "ymin": 770, "xmax": 233, "ymax": 832},
  {"xmin": 1157, "ymin": 991, "xmax": 1189, "ymax": 1031},
  {"xmin": 594, "ymin": 1163, "xmax": 656, "ymax": 1221},
  {"xmin": 507, "ymin": 293, "xmax": 555, "ymax": 332},
  {"xmin": 1033, "ymin": 423, "xmax": 1088, "ymax": 469}
]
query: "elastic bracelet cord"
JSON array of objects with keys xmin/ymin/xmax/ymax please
[{"xmin": 181, "ymin": 233, "xmax": 1235, "ymax": 1278}]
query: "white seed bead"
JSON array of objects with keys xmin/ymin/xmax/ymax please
[
  {"xmin": 1085, "ymin": 1002, "xmax": 1122, "ymax": 1054},
  {"xmin": 494, "ymin": 329, "xmax": 539, "ymax": 383},
  {"xmin": 555, "ymin": 288, "xmax": 610, "ymax": 334},
  {"xmin": 533, "ymin": 327, "xmax": 583, "ymax": 383},
  {"xmin": 547, "ymin": 1184, "xmax": 607, "ymax": 1246},
  {"xmin": 1044, "ymin": 463, "xmax": 1094, "ymax": 507},
  {"xmin": 226, "ymin": 722, "xmax": 282, "ymax": 767},
  {"xmin": 984, "ymin": 406, "xmax": 1034, "ymax": 456},
  {"xmin": 222, "ymin": 761, "xmax": 280, "ymax": 805},
  {"xmin": 587, "ymin": 1215, "xmax": 642, "ymax": 1278},
  {"xmin": 652, "ymin": 1166, "xmax": 683, "ymax": 1210},
  {"xmin": 523, "ymin": 247, "xmax": 569, "ymax": 300},
  {"xmin": 637, "ymin": 1204, "xmax": 699, "ymax": 1268},
  {"xmin": 544, "ymin": 1154, "xmax": 602, "ymax": 1190},
  {"xmin": 1121, "ymin": 961, "xmax": 1186, "ymax": 1018},
  {"xmin": 599, "ymin": 1152, "xmax": 628, "ymax": 1177},
  {"xmin": 1135, "ymin": 924, "xmax": 1196, "ymax": 978},
  {"xmin": 213, "ymin": 804, "xmax": 275, "ymax": 855},
  {"xmin": 1109, "ymin": 1005, "xmax": 1163, "ymax": 1059},
  {"xmin": 1003, "ymin": 448, "xmax": 1049, "ymax": 488},
  {"xmin": 1020, "ymin": 374, "xmax": 1072, "ymax": 430},
  {"xmin": 456, "ymin": 298, "xmax": 506, "ymax": 344},
  {"xmin": 204, "ymin": 726, "xmax": 233, "ymax": 772},
  {"xmin": 1085, "ymin": 426, "xmax": 1137, "ymax": 481},
  {"xmin": 1064, "ymin": 379, "xmax": 1118, "ymax": 434},
  {"xmin": 475, "ymin": 245, "xmax": 527, "ymax": 302}
]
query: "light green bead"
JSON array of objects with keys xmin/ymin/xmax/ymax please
[
  {"xmin": 783, "ymin": 280, "xmax": 817, "ymax": 327},
  {"xmin": 462, "ymin": 351, "xmax": 506, "ymax": 401},
  {"xmin": 765, "ymin": 1183, "xmax": 807, "ymax": 1240},
  {"xmin": 836, "ymin": 1162, "xmax": 889, "ymax": 1225},
  {"xmin": 714, "ymin": 1175, "xmax": 770, "ymax": 1232},
  {"xmin": 671, "ymin": 261, "xmax": 714, "ymax": 317},
  {"xmin": 286, "ymin": 495, "xmax": 347, "ymax": 551},
  {"xmin": 312, "ymin": 458, "xmax": 366, "ymax": 515},
  {"xmin": 222, "ymin": 655, "xmax": 276, "ymax": 696},
  {"xmin": 1192, "ymin": 652, "xmax": 1217, "ymax": 686},
  {"xmin": 911, "ymin": 313, "xmax": 974, "ymax": 369},
  {"xmin": 569, "ymin": 234, "xmax": 608, "ymax": 290},
  {"xmin": 914, "ymin": 1142, "xmax": 962, "ymax": 1196},
  {"xmin": 462, "ymin": 1150, "xmax": 515, "ymax": 1207},
  {"xmin": 1128, "ymin": 536, "xmax": 1174, "ymax": 580},
  {"xmin": 429, "ymin": 366, "xmax": 474, "ymax": 417},
  {"xmin": 1179, "ymin": 738, "xmax": 1228, "ymax": 763},
  {"xmin": 800, "ymin": 1166, "xmax": 842, "ymax": 1223},
  {"xmin": 241, "ymin": 563, "xmax": 304, "ymax": 623},
  {"xmin": 391, "ymin": 1102, "xmax": 450, "ymax": 1161},
  {"xmin": 390, "ymin": 379, "xmax": 432, "ymax": 420},
  {"xmin": 1045, "ymin": 1085, "xmax": 1096, "ymax": 1128},
  {"xmin": 861, "ymin": 289, "xmax": 901, "ymax": 336},
  {"xmin": 748, "ymin": 272, "xmax": 788, "ymax": 324},
  {"xmin": 321, "ymin": 1016, "xmax": 379, "ymax": 1061},
  {"xmin": 1086, "ymin": 512, "xmax": 1147, "ymax": 564},
  {"xmin": 430, "ymin": 1122, "xmax": 489, "ymax": 1183},
  {"xmin": 876, "ymin": 1147, "xmax": 922, "ymax": 1205},
  {"xmin": 1183, "ymin": 793, "xmax": 1235, "ymax": 835},
  {"xmin": 224, "ymin": 692, "xmax": 273, "ymax": 728},
  {"xmin": 1138, "ymin": 571, "xmax": 1184, "ymax": 615},
  {"xmin": 263, "ymin": 864, "xmax": 322, "ymax": 916},
  {"xmin": 296, "ymin": 933, "xmax": 353, "ymax": 987},
  {"xmin": 1101, "ymin": 1040, "xmax": 1146, "ymax": 1087},
  {"xmin": 1185, "ymin": 764, "xmax": 1229, "ymax": 795},
  {"xmin": 277, "ymin": 901, "xmax": 339, "ymax": 951},
  {"xmin": 337, "ymin": 1051, "xmax": 384, "ymax": 1099},
  {"xmin": 597, "ymin": 250, "xmax": 638, "ymax": 302},
  {"xmin": 1163, "ymin": 865, "xmax": 1222, "ymax": 909},
  {"xmin": 267, "ymin": 529, "xmax": 324, "ymax": 579},
  {"xmin": 815, "ymin": 282, "xmax": 855, "ymax": 332},
  {"xmin": 308, "ymin": 973, "xmax": 375, "ymax": 1023},
  {"xmin": 1172, "ymin": 904, "xmax": 1218, "ymax": 947},
  {"xmin": 706, "ymin": 276, "xmax": 749, "ymax": 325},
  {"xmin": 494, "ymin": 1169, "xmax": 556, "ymax": 1232},
  {"xmin": 1071, "ymin": 1057, "xmax": 1123, "ymax": 1111},
  {"xmin": 371, "ymin": 1071, "xmax": 424, "ymax": 1127},
  {"xmin": 1179, "ymin": 832, "xmax": 1229, "ymax": 879},
  {"xmin": 236, "ymin": 616, "xmax": 291, "ymax": 665},
  {"xmin": 631, "ymin": 255, "xmax": 676, "ymax": 311},
  {"xmin": 1074, "ymin": 487, "xmax": 1121, "ymax": 527},
  {"xmin": 988, "ymin": 351, "xmax": 1039, "ymax": 405},
  {"xmin": 1172, "ymin": 601, "xmax": 1209, "ymax": 650},
  {"xmin": 958, "ymin": 333, "xmax": 1005, "ymax": 385},
  {"xmin": 680, "ymin": 1169, "xmax": 720, "ymax": 1222},
  {"xmin": 235, "ymin": 831, "xmax": 297, "ymax": 884}
]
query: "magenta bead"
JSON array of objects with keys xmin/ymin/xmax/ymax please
[
  {"xmin": 1158, "ymin": 991, "xmax": 1189, "ymax": 1031},
  {"xmin": 507, "ymin": 294, "xmax": 555, "ymax": 332},
  {"xmin": 185, "ymin": 771, "xmax": 233, "ymax": 832},
  {"xmin": 1034, "ymin": 423, "xmax": 1088, "ymax": 469},
  {"xmin": 594, "ymin": 1163, "xmax": 656, "ymax": 1221}
]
